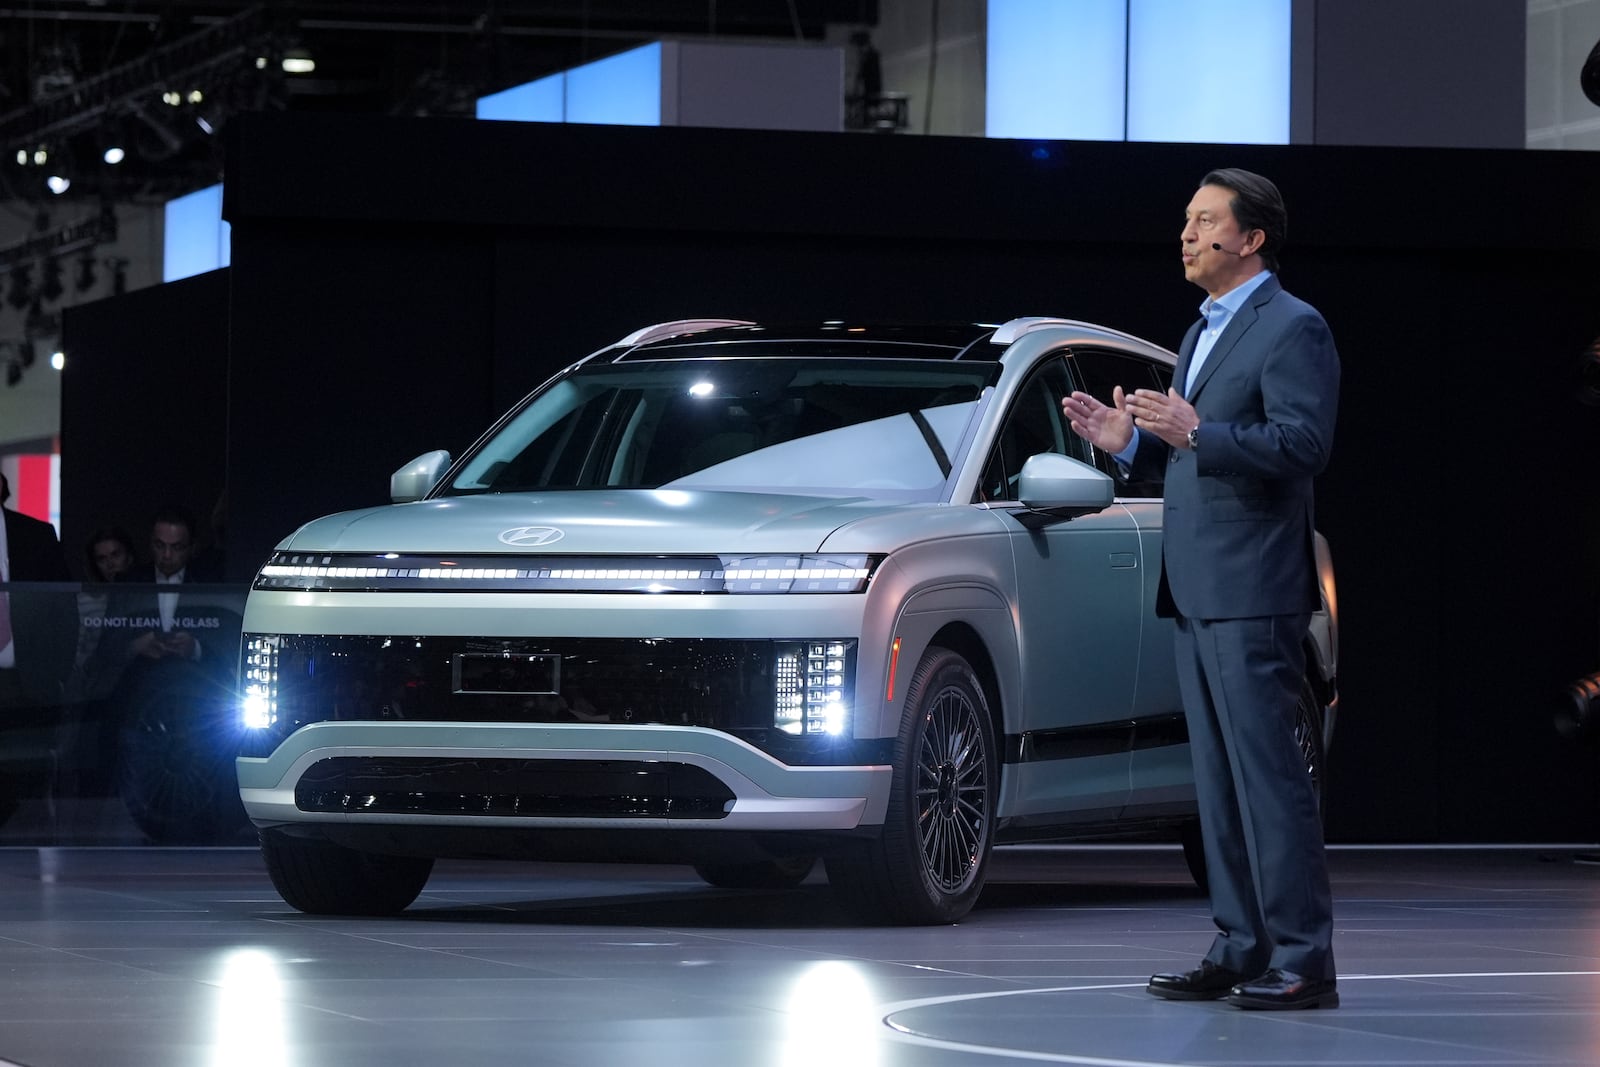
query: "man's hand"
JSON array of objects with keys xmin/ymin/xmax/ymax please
[
  {"xmin": 1124, "ymin": 387, "xmax": 1199, "ymax": 450},
  {"xmin": 129, "ymin": 630, "xmax": 165, "ymax": 659},
  {"xmin": 1062, "ymin": 386, "xmax": 1135, "ymax": 454},
  {"xmin": 160, "ymin": 631, "xmax": 198, "ymax": 660}
]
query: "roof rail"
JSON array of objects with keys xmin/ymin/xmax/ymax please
[
  {"xmin": 613, "ymin": 319, "xmax": 757, "ymax": 348},
  {"xmin": 989, "ymin": 315, "xmax": 1163, "ymax": 350},
  {"xmin": 988, "ymin": 316, "xmax": 1088, "ymax": 346}
]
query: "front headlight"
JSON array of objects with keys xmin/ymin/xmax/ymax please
[
  {"xmin": 720, "ymin": 555, "xmax": 875, "ymax": 594},
  {"xmin": 240, "ymin": 635, "xmax": 281, "ymax": 733},
  {"xmin": 252, "ymin": 551, "xmax": 879, "ymax": 594},
  {"xmin": 775, "ymin": 640, "xmax": 855, "ymax": 736}
]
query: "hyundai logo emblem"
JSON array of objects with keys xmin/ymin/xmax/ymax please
[{"xmin": 498, "ymin": 526, "xmax": 565, "ymax": 547}]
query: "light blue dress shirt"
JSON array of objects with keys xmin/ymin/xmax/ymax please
[{"xmin": 1111, "ymin": 270, "xmax": 1275, "ymax": 467}]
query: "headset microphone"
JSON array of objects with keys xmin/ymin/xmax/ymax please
[{"xmin": 1210, "ymin": 242, "xmax": 1244, "ymax": 256}]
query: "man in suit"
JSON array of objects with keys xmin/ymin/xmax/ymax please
[
  {"xmin": 97, "ymin": 503, "xmax": 244, "ymax": 842},
  {"xmin": 115, "ymin": 505, "xmax": 221, "ymax": 663},
  {"xmin": 1062, "ymin": 168, "xmax": 1340, "ymax": 1010},
  {"xmin": 0, "ymin": 473, "xmax": 72, "ymax": 707}
]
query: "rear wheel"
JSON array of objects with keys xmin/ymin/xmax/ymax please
[
  {"xmin": 1179, "ymin": 675, "xmax": 1327, "ymax": 893},
  {"xmin": 693, "ymin": 856, "xmax": 816, "ymax": 889},
  {"xmin": 259, "ymin": 829, "xmax": 434, "ymax": 916},
  {"xmin": 826, "ymin": 647, "xmax": 997, "ymax": 924}
]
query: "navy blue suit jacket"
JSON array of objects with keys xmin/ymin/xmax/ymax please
[{"xmin": 1131, "ymin": 274, "xmax": 1339, "ymax": 620}]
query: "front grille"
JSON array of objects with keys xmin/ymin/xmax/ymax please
[
  {"xmin": 295, "ymin": 756, "xmax": 734, "ymax": 818},
  {"xmin": 240, "ymin": 634, "xmax": 878, "ymax": 766}
]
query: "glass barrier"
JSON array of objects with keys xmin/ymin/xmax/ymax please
[{"xmin": 0, "ymin": 582, "xmax": 249, "ymax": 846}]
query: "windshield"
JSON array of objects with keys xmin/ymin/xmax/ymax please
[{"xmin": 446, "ymin": 358, "xmax": 997, "ymax": 500}]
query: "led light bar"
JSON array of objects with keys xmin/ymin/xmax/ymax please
[
  {"xmin": 775, "ymin": 640, "xmax": 854, "ymax": 736},
  {"xmin": 240, "ymin": 635, "xmax": 280, "ymax": 730},
  {"xmin": 254, "ymin": 552, "xmax": 878, "ymax": 594}
]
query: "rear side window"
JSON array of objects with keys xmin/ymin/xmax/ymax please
[{"xmin": 1069, "ymin": 348, "xmax": 1170, "ymax": 498}]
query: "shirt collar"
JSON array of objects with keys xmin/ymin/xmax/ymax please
[{"xmin": 1198, "ymin": 269, "xmax": 1274, "ymax": 325}]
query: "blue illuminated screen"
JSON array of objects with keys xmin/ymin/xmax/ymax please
[
  {"xmin": 987, "ymin": 0, "xmax": 1292, "ymax": 144},
  {"xmin": 477, "ymin": 74, "xmax": 564, "ymax": 122},
  {"xmin": 475, "ymin": 43, "xmax": 661, "ymax": 126},
  {"xmin": 987, "ymin": 0, "xmax": 1126, "ymax": 141},
  {"xmin": 1127, "ymin": 0, "xmax": 1291, "ymax": 143},
  {"xmin": 162, "ymin": 183, "xmax": 231, "ymax": 283}
]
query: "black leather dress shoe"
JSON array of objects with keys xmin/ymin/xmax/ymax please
[
  {"xmin": 1226, "ymin": 969, "xmax": 1339, "ymax": 1010},
  {"xmin": 1147, "ymin": 961, "xmax": 1247, "ymax": 1001}
]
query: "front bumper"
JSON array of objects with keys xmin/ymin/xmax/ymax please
[{"xmin": 237, "ymin": 720, "xmax": 892, "ymax": 832}]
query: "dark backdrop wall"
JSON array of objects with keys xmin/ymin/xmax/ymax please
[
  {"xmin": 60, "ymin": 269, "xmax": 230, "ymax": 576},
  {"xmin": 66, "ymin": 113, "xmax": 1600, "ymax": 844}
]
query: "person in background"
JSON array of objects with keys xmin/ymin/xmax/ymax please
[
  {"xmin": 85, "ymin": 528, "xmax": 135, "ymax": 585},
  {"xmin": 66, "ymin": 526, "xmax": 138, "ymax": 696},
  {"xmin": 119, "ymin": 505, "xmax": 218, "ymax": 663},
  {"xmin": 0, "ymin": 473, "xmax": 71, "ymax": 708}
]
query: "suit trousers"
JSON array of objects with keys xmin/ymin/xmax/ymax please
[{"xmin": 1174, "ymin": 613, "xmax": 1335, "ymax": 979}]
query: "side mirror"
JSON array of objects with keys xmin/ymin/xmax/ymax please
[
  {"xmin": 390, "ymin": 450, "xmax": 452, "ymax": 503},
  {"xmin": 1017, "ymin": 452, "xmax": 1114, "ymax": 514}
]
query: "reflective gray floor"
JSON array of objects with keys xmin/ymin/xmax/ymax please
[{"xmin": 0, "ymin": 843, "xmax": 1596, "ymax": 1067}]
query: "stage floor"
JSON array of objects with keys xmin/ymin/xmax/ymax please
[{"xmin": 0, "ymin": 844, "xmax": 1595, "ymax": 1066}]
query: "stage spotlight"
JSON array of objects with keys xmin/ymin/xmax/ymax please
[
  {"xmin": 1556, "ymin": 670, "xmax": 1600, "ymax": 740},
  {"xmin": 6, "ymin": 264, "xmax": 31, "ymax": 309},
  {"xmin": 51, "ymin": 351, "xmax": 66, "ymax": 371},
  {"xmin": 75, "ymin": 251, "xmax": 98, "ymax": 292},
  {"xmin": 39, "ymin": 259, "xmax": 64, "ymax": 303},
  {"xmin": 131, "ymin": 102, "xmax": 187, "ymax": 159},
  {"xmin": 46, "ymin": 174, "xmax": 71, "ymax": 195},
  {"xmin": 104, "ymin": 146, "xmax": 126, "ymax": 164},
  {"xmin": 281, "ymin": 46, "xmax": 316, "ymax": 74}
]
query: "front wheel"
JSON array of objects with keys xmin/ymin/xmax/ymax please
[
  {"xmin": 259, "ymin": 830, "xmax": 435, "ymax": 916},
  {"xmin": 1179, "ymin": 675, "xmax": 1328, "ymax": 893},
  {"xmin": 826, "ymin": 646, "xmax": 997, "ymax": 924},
  {"xmin": 115, "ymin": 661, "xmax": 249, "ymax": 844}
]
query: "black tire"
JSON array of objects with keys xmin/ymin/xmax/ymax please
[
  {"xmin": 693, "ymin": 856, "xmax": 817, "ymax": 889},
  {"xmin": 115, "ymin": 661, "xmax": 250, "ymax": 844},
  {"xmin": 259, "ymin": 829, "xmax": 435, "ymax": 916},
  {"xmin": 826, "ymin": 646, "xmax": 997, "ymax": 924},
  {"xmin": 1178, "ymin": 675, "xmax": 1328, "ymax": 894}
]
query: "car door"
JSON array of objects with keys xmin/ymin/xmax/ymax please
[
  {"xmin": 1068, "ymin": 346, "xmax": 1191, "ymax": 811},
  {"xmin": 979, "ymin": 355, "xmax": 1140, "ymax": 822}
]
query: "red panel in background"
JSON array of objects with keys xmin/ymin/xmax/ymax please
[{"xmin": 14, "ymin": 454, "xmax": 54, "ymax": 523}]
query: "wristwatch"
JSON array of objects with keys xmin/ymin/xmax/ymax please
[{"xmin": 1186, "ymin": 423, "xmax": 1200, "ymax": 451}]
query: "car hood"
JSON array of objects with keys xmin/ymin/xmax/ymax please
[{"xmin": 275, "ymin": 490, "xmax": 940, "ymax": 556}]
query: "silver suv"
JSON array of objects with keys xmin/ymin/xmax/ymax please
[{"xmin": 237, "ymin": 318, "xmax": 1338, "ymax": 923}]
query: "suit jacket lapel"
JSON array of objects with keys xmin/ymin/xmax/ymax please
[
  {"xmin": 1186, "ymin": 274, "xmax": 1281, "ymax": 401},
  {"xmin": 1173, "ymin": 319, "xmax": 1204, "ymax": 393}
]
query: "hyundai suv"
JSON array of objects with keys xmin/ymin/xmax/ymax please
[{"xmin": 237, "ymin": 318, "xmax": 1338, "ymax": 923}]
